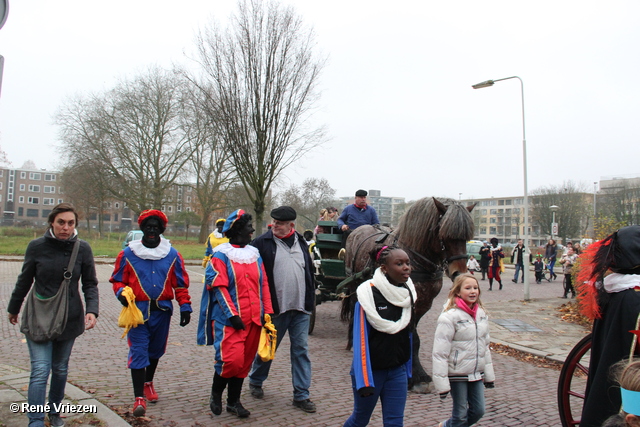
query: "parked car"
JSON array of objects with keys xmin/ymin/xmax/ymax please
[
  {"xmin": 466, "ymin": 240, "xmax": 485, "ymax": 263},
  {"xmin": 122, "ymin": 230, "xmax": 144, "ymax": 249}
]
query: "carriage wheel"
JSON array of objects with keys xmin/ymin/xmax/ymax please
[
  {"xmin": 308, "ymin": 298, "xmax": 317, "ymax": 335},
  {"xmin": 557, "ymin": 333, "xmax": 592, "ymax": 427}
]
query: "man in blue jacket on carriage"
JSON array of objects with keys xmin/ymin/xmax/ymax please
[{"xmin": 337, "ymin": 189, "xmax": 380, "ymax": 249}]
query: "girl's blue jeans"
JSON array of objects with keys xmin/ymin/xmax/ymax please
[
  {"xmin": 344, "ymin": 364, "xmax": 407, "ymax": 427},
  {"xmin": 26, "ymin": 337, "xmax": 76, "ymax": 427},
  {"xmin": 548, "ymin": 259, "xmax": 557, "ymax": 276},
  {"xmin": 442, "ymin": 380, "xmax": 485, "ymax": 427}
]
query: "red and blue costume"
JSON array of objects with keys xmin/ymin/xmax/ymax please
[
  {"xmin": 197, "ymin": 243, "xmax": 273, "ymax": 378},
  {"xmin": 110, "ymin": 240, "xmax": 192, "ymax": 369}
]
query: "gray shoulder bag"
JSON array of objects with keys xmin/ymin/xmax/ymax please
[{"xmin": 20, "ymin": 240, "xmax": 80, "ymax": 342}]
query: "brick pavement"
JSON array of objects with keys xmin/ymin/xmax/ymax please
[{"xmin": 0, "ymin": 260, "xmax": 589, "ymax": 426}]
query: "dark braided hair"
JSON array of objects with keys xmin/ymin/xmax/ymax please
[{"xmin": 369, "ymin": 243, "xmax": 400, "ymax": 267}]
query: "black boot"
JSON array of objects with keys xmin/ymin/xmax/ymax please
[
  {"xmin": 499, "ymin": 281, "xmax": 503, "ymax": 290},
  {"xmin": 488, "ymin": 278, "xmax": 493, "ymax": 291},
  {"xmin": 227, "ymin": 377, "xmax": 250, "ymax": 418},
  {"xmin": 210, "ymin": 373, "xmax": 228, "ymax": 416}
]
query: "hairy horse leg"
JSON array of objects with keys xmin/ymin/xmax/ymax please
[{"xmin": 408, "ymin": 331, "xmax": 433, "ymax": 394}]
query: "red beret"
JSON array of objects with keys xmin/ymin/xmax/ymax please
[{"xmin": 138, "ymin": 209, "xmax": 168, "ymax": 227}]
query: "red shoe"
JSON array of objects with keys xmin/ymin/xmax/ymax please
[
  {"xmin": 133, "ymin": 397, "xmax": 146, "ymax": 417},
  {"xmin": 144, "ymin": 381, "xmax": 158, "ymax": 403}
]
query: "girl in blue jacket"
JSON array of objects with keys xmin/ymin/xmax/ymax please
[{"xmin": 344, "ymin": 244, "xmax": 417, "ymax": 427}]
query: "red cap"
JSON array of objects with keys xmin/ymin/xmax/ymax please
[{"xmin": 138, "ymin": 209, "xmax": 168, "ymax": 227}]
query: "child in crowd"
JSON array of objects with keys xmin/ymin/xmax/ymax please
[
  {"xmin": 433, "ymin": 273, "xmax": 495, "ymax": 427},
  {"xmin": 466, "ymin": 255, "xmax": 480, "ymax": 275},
  {"xmin": 533, "ymin": 255, "xmax": 544, "ymax": 284},
  {"xmin": 559, "ymin": 247, "xmax": 578, "ymax": 298},
  {"xmin": 344, "ymin": 244, "xmax": 417, "ymax": 427},
  {"xmin": 602, "ymin": 360, "xmax": 640, "ymax": 427}
]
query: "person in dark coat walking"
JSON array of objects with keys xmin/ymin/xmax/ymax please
[
  {"xmin": 478, "ymin": 241, "xmax": 491, "ymax": 280},
  {"xmin": 7, "ymin": 203, "xmax": 99, "ymax": 427}
]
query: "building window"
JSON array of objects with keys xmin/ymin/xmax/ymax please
[
  {"xmin": 480, "ymin": 227, "xmax": 487, "ymax": 234},
  {"xmin": 44, "ymin": 174, "xmax": 56, "ymax": 181},
  {"xmin": 187, "ymin": 196, "xmax": 191, "ymax": 203},
  {"xmin": 168, "ymin": 206, "xmax": 173, "ymax": 212},
  {"xmin": 0, "ymin": 170, "xmax": 3, "ymax": 177},
  {"xmin": 480, "ymin": 218, "xmax": 487, "ymax": 223},
  {"xmin": 44, "ymin": 186, "xmax": 56, "ymax": 193},
  {"xmin": 58, "ymin": 199, "xmax": 64, "ymax": 204},
  {"xmin": 58, "ymin": 187, "xmax": 64, "ymax": 194},
  {"xmin": 490, "ymin": 209, "xmax": 497, "ymax": 215},
  {"xmin": 20, "ymin": 184, "xmax": 25, "ymax": 191},
  {"xmin": 18, "ymin": 207, "xmax": 23, "ymax": 216},
  {"xmin": 28, "ymin": 197, "xmax": 39, "ymax": 204},
  {"xmin": 490, "ymin": 218, "xmax": 496, "ymax": 223},
  {"xmin": 42, "ymin": 210, "xmax": 51, "ymax": 218},
  {"xmin": 26, "ymin": 209, "xmax": 39, "ymax": 217},
  {"xmin": 0, "ymin": 182, "xmax": 2, "ymax": 190},
  {"xmin": 186, "ymin": 207, "xmax": 191, "ymax": 212},
  {"xmin": 20, "ymin": 172, "xmax": 26, "ymax": 179},
  {"xmin": 19, "ymin": 196, "xmax": 24, "ymax": 203},
  {"xmin": 43, "ymin": 198, "xmax": 55, "ymax": 205},
  {"xmin": 115, "ymin": 202, "xmax": 120, "ymax": 208},
  {"xmin": 506, "ymin": 200, "xmax": 512, "ymax": 205},
  {"xmin": 29, "ymin": 185, "xmax": 41, "ymax": 192},
  {"xmin": 29, "ymin": 172, "xmax": 41, "ymax": 180},
  {"xmin": 490, "ymin": 227, "xmax": 497, "ymax": 234}
]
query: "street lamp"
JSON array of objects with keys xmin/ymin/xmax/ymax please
[
  {"xmin": 472, "ymin": 76, "xmax": 531, "ymax": 300},
  {"xmin": 550, "ymin": 205, "xmax": 559, "ymax": 241}
]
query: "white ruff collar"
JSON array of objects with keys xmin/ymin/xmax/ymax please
[
  {"xmin": 214, "ymin": 230, "xmax": 224, "ymax": 239},
  {"xmin": 601, "ymin": 273, "xmax": 640, "ymax": 293},
  {"xmin": 215, "ymin": 243, "xmax": 260, "ymax": 264},
  {"xmin": 356, "ymin": 268, "xmax": 417, "ymax": 334},
  {"xmin": 129, "ymin": 237, "xmax": 171, "ymax": 260}
]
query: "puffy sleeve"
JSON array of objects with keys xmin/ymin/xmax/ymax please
[{"xmin": 432, "ymin": 310, "xmax": 455, "ymax": 394}]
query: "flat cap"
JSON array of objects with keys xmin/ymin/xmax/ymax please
[
  {"xmin": 271, "ymin": 206, "xmax": 297, "ymax": 221},
  {"xmin": 355, "ymin": 189, "xmax": 368, "ymax": 197}
]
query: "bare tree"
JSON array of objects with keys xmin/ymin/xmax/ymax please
[
  {"xmin": 192, "ymin": 0, "xmax": 326, "ymax": 230},
  {"xmin": 530, "ymin": 181, "xmax": 591, "ymax": 242},
  {"xmin": 277, "ymin": 177, "xmax": 337, "ymax": 231},
  {"xmin": 598, "ymin": 181, "xmax": 640, "ymax": 226},
  {"xmin": 0, "ymin": 143, "xmax": 10, "ymax": 167},
  {"xmin": 56, "ymin": 67, "xmax": 195, "ymax": 214}
]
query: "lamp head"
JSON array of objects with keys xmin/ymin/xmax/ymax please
[
  {"xmin": 472, "ymin": 80, "xmax": 495, "ymax": 89},
  {"xmin": 550, "ymin": 205, "xmax": 560, "ymax": 213}
]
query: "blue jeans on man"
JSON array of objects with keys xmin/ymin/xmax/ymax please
[
  {"xmin": 26, "ymin": 337, "xmax": 76, "ymax": 426},
  {"xmin": 513, "ymin": 263, "xmax": 524, "ymax": 283},
  {"xmin": 249, "ymin": 310, "xmax": 311, "ymax": 401},
  {"xmin": 442, "ymin": 380, "xmax": 485, "ymax": 427},
  {"xmin": 343, "ymin": 364, "xmax": 408, "ymax": 427}
]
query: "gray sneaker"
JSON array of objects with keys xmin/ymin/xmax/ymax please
[
  {"xmin": 293, "ymin": 399, "xmax": 316, "ymax": 413},
  {"xmin": 48, "ymin": 414, "xmax": 65, "ymax": 427},
  {"xmin": 249, "ymin": 384, "xmax": 264, "ymax": 399}
]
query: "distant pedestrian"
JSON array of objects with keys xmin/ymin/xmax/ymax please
[
  {"xmin": 478, "ymin": 241, "xmax": 491, "ymax": 280},
  {"xmin": 344, "ymin": 244, "xmax": 416, "ymax": 427},
  {"xmin": 202, "ymin": 218, "xmax": 229, "ymax": 268},
  {"xmin": 510, "ymin": 239, "xmax": 525, "ymax": 284},
  {"xmin": 433, "ymin": 273, "xmax": 494, "ymax": 427},
  {"xmin": 466, "ymin": 255, "xmax": 480, "ymax": 275},
  {"xmin": 576, "ymin": 225, "xmax": 640, "ymax": 426},
  {"xmin": 487, "ymin": 238, "xmax": 504, "ymax": 291},
  {"xmin": 544, "ymin": 239, "xmax": 558, "ymax": 281},
  {"xmin": 559, "ymin": 247, "xmax": 577, "ymax": 298},
  {"xmin": 533, "ymin": 255, "xmax": 544, "ymax": 284}
]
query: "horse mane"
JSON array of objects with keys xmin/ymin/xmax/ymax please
[{"xmin": 395, "ymin": 197, "xmax": 474, "ymax": 254}]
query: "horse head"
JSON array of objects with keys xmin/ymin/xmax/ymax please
[{"xmin": 433, "ymin": 198, "xmax": 476, "ymax": 280}]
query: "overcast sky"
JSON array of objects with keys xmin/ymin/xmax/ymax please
[{"xmin": 1, "ymin": 0, "xmax": 639, "ymax": 202}]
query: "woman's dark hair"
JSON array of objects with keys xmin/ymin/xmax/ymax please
[
  {"xmin": 369, "ymin": 243, "xmax": 400, "ymax": 266},
  {"xmin": 47, "ymin": 202, "xmax": 78, "ymax": 226},
  {"xmin": 224, "ymin": 213, "xmax": 253, "ymax": 240}
]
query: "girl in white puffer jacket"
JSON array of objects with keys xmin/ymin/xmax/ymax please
[{"xmin": 432, "ymin": 273, "xmax": 495, "ymax": 427}]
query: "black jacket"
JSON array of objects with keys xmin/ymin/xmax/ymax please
[
  {"xmin": 8, "ymin": 231, "xmax": 100, "ymax": 341},
  {"xmin": 250, "ymin": 230, "xmax": 315, "ymax": 315}
]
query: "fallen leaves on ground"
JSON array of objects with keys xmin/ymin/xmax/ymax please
[
  {"xmin": 557, "ymin": 301, "xmax": 593, "ymax": 328},
  {"xmin": 490, "ymin": 343, "xmax": 564, "ymax": 371}
]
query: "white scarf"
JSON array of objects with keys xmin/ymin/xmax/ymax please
[
  {"xmin": 356, "ymin": 267, "xmax": 417, "ymax": 334},
  {"xmin": 600, "ymin": 273, "xmax": 640, "ymax": 293},
  {"xmin": 215, "ymin": 242, "xmax": 260, "ymax": 264},
  {"xmin": 129, "ymin": 237, "xmax": 171, "ymax": 260}
]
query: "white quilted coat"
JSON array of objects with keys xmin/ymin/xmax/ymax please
[{"xmin": 432, "ymin": 305, "xmax": 495, "ymax": 394}]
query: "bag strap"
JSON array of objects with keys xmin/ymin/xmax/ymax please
[{"xmin": 63, "ymin": 240, "xmax": 81, "ymax": 282}]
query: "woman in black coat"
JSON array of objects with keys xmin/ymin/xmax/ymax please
[{"xmin": 7, "ymin": 203, "xmax": 99, "ymax": 427}]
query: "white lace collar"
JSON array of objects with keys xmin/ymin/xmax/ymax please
[
  {"xmin": 215, "ymin": 242, "xmax": 260, "ymax": 264},
  {"xmin": 129, "ymin": 237, "xmax": 172, "ymax": 260}
]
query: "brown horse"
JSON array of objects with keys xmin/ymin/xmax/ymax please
[{"xmin": 341, "ymin": 197, "xmax": 474, "ymax": 393}]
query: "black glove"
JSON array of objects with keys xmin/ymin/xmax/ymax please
[
  {"xmin": 484, "ymin": 382, "xmax": 495, "ymax": 389},
  {"xmin": 229, "ymin": 315, "xmax": 246, "ymax": 330},
  {"xmin": 180, "ymin": 311, "xmax": 191, "ymax": 327},
  {"xmin": 439, "ymin": 392, "xmax": 449, "ymax": 400},
  {"xmin": 117, "ymin": 294, "xmax": 128, "ymax": 307}
]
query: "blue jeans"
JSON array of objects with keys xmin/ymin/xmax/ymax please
[
  {"xmin": 513, "ymin": 263, "xmax": 523, "ymax": 282},
  {"xmin": 548, "ymin": 258, "xmax": 556, "ymax": 276},
  {"xmin": 344, "ymin": 364, "xmax": 407, "ymax": 427},
  {"xmin": 26, "ymin": 337, "xmax": 76, "ymax": 427},
  {"xmin": 249, "ymin": 310, "xmax": 311, "ymax": 401},
  {"xmin": 443, "ymin": 380, "xmax": 485, "ymax": 427}
]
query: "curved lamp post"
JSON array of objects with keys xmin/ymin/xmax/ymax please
[{"xmin": 472, "ymin": 76, "xmax": 530, "ymax": 300}]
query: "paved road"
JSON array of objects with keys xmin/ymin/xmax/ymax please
[{"xmin": 0, "ymin": 260, "xmax": 588, "ymax": 426}]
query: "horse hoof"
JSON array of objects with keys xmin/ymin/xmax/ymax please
[{"xmin": 410, "ymin": 382, "xmax": 433, "ymax": 394}]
